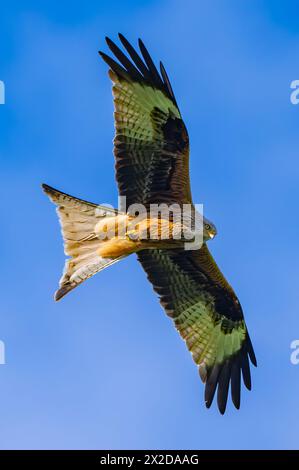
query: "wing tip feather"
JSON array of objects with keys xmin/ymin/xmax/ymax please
[
  {"xmin": 54, "ymin": 283, "xmax": 75, "ymax": 301},
  {"xmin": 204, "ymin": 334, "xmax": 256, "ymax": 414},
  {"xmin": 100, "ymin": 35, "xmax": 178, "ymax": 106}
]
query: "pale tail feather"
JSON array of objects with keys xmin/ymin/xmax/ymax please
[{"xmin": 42, "ymin": 184, "xmax": 125, "ymax": 300}]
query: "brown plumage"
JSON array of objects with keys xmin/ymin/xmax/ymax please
[{"xmin": 43, "ymin": 35, "xmax": 256, "ymax": 415}]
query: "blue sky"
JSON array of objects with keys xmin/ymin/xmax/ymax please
[{"xmin": 1, "ymin": 0, "xmax": 299, "ymax": 450}]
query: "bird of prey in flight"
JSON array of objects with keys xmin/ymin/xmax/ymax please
[{"xmin": 42, "ymin": 34, "xmax": 256, "ymax": 414}]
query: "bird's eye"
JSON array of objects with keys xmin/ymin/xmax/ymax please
[{"xmin": 205, "ymin": 223, "xmax": 211, "ymax": 231}]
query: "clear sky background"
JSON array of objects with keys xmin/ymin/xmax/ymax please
[{"xmin": 1, "ymin": 0, "xmax": 299, "ymax": 450}]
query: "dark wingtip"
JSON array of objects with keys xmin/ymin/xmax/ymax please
[
  {"xmin": 251, "ymin": 355, "xmax": 257, "ymax": 368},
  {"xmin": 204, "ymin": 337, "xmax": 256, "ymax": 414},
  {"xmin": 231, "ymin": 361, "xmax": 241, "ymax": 410},
  {"xmin": 217, "ymin": 363, "xmax": 230, "ymax": 415},
  {"xmin": 55, "ymin": 285, "xmax": 71, "ymax": 301},
  {"xmin": 205, "ymin": 400, "xmax": 212, "ymax": 410},
  {"xmin": 41, "ymin": 183, "xmax": 51, "ymax": 192},
  {"xmin": 218, "ymin": 397, "xmax": 228, "ymax": 414},
  {"xmin": 101, "ymin": 35, "xmax": 178, "ymax": 106},
  {"xmin": 241, "ymin": 354, "xmax": 252, "ymax": 391},
  {"xmin": 206, "ymin": 387, "xmax": 228, "ymax": 414},
  {"xmin": 98, "ymin": 50, "xmax": 111, "ymax": 62},
  {"xmin": 204, "ymin": 364, "xmax": 220, "ymax": 410},
  {"xmin": 41, "ymin": 183, "xmax": 58, "ymax": 196},
  {"xmin": 54, "ymin": 291, "xmax": 64, "ymax": 302},
  {"xmin": 105, "ymin": 36, "xmax": 113, "ymax": 47},
  {"xmin": 247, "ymin": 336, "xmax": 257, "ymax": 367},
  {"xmin": 99, "ymin": 52, "xmax": 125, "ymax": 79}
]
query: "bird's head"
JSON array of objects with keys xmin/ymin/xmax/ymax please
[{"xmin": 203, "ymin": 217, "xmax": 217, "ymax": 242}]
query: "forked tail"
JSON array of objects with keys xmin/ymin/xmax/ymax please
[{"xmin": 42, "ymin": 184, "xmax": 125, "ymax": 301}]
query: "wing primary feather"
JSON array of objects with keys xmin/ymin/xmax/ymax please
[
  {"xmin": 105, "ymin": 37, "xmax": 143, "ymax": 81},
  {"xmin": 160, "ymin": 61, "xmax": 178, "ymax": 105},
  {"xmin": 241, "ymin": 353, "xmax": 252, "ymax": 390},
  {"xmin": 231, "ymin": 359, "xmax": 241, "ymax": 409},
  {"xmin": 138, "ymin": 38, "xmax": 164, "ymax": 88},
  {"xmin": 246, "ymin": 334, "xmax": 257, "ymax": 366},
  {"xmin": 118, "ymin": 33, "xmax": 150, "ymax": 78},
  {"xmin": 205, "ymin": 364, "xmax": 221, "ymax": 409},
  {"xmin": 98, "ymin": 51, "xmax": 131, "ymax": 82},
  {"xmin": 138, "ymin": 247, "xmax": 256, "ymax": 414},
  {"xmin": 217, "ymin": 361, "xmax": 231, "ymax": 414}
]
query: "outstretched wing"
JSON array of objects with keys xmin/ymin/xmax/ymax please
[
  {"xmin": 99, "ymin": 34, "xmax": 191, "ymax": 209},
  {"xmin": 137, "ymin": 244, "xmax": 257, "ymax": 414}
]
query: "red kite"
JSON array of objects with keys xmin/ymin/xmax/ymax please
[{"xmin": 43, "ymin": 35, "xmax": 256, "ymax": 414}]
